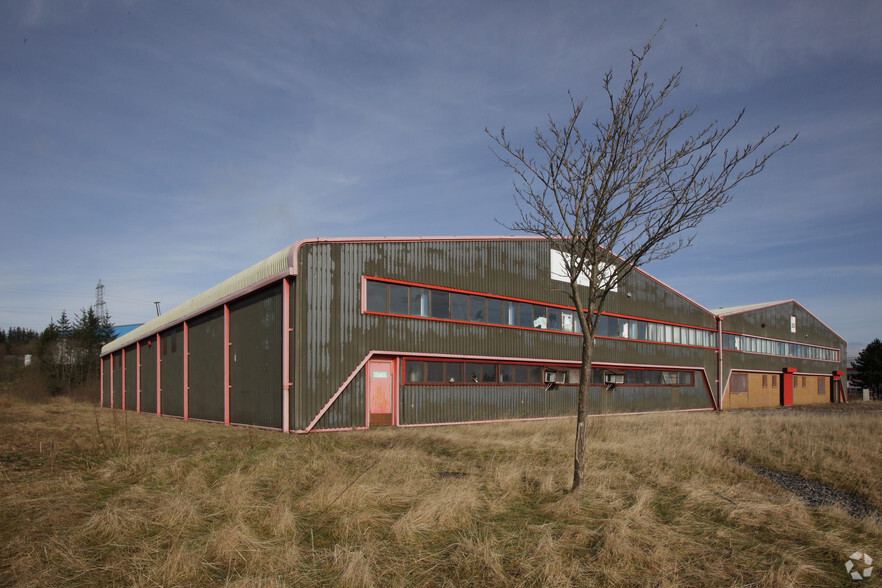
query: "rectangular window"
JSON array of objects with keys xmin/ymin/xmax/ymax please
[
  {"xmin": 451, "ymin": 293, "xmax": 468, "ymax": 321},
  {"xmin": 504, "ymin": 301, "xmax": 517, "ymax": 326},
  {"xmin": 772, "ymin": 375, "xmax": 777, "ymax": 387},
  {"xmin": 561, "ymin": 310, "xmax": 575, "ymax": 332},
  {"xmin": 762, "ymin": 375, "xmax": 768, "ymax": 388},
  {"xmin": 518, "ymin": 303, "xmax": 533, "ymax": 328},
  {"xmin": 469, "ymin": 296, "xmax": 486, "ymax": 322},
  {"xmin": 514, "ymin": 364, "xmax": 528, "ymax": 383},
  {"xmin": 487, "ymin": 298, "xmax": 503, "ymax": 324},
  {"xmin": 731, "ymin": 373, "xmax": 748, "ymax": 394},
  {"xmin": 366, "ymin": 280, "xmax": 387, "ymax": 312},
  {"xmin": 500, "ymin": 364, "xmax": 513, "ymax": 383},
  {"xmin": 802, "ymin": 376, "xmax": 806, "ymax": 387},
  {"xmin": 410, "ymin": 288, "xmax": 429, "ymax": 317},
  {"xmin": 528, "ymin": 365, "xmax": 543, "ymax": 383},
  {"xmin": 532, "ymin": 305, "xmax": 547, "ymax": 329},
  {"xmin": 567, "ymin": 368, "xmax": 580, "ymax": 384},
  {"xmin": 466, "ymin": 363, "xmax": 496, "ymax": 383},
  {"xmin": 406, "ymin": 361, "xmax": 424, "ymax": 383},
  {"xmin": 818, "ymin": 378, "xmax": 825, "ymax": 396},
  {"xmin": 426, "ymin": 361, "xmax": 444, "ymax": 383},
  {"xmin": 444, "ymin": 362, "xmax": 463, "ymax": 383},
  {"xmin": 664, "ymin": 325, "xmax": 674, "ymax": 343},
  {"xmin": 430, "ymin": 290, "xmax": 450, "ymax": 319},
  {"xmin": 547, "ymin": 307, "xmax": 561, "ymax": 330},
  {"xmin": 389, "ymin": 283, "xmax": 409, "ymax": 315}
]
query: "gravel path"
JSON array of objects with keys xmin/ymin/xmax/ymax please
[{"xmin": 749, "ymin": 465, "xmax": 879, "ymax": 520}]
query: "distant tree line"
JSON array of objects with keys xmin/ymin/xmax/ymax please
[
  {"xmin": 851, "ymin": 338, "xmax": 882, "ymax": 400},
  {"xmin": 38, "ymin": 308, "xmax": 115, "ymax": 395},
  {"xmin": 0, "ymin": 327, "xmax": 40, "ymax": 352}
]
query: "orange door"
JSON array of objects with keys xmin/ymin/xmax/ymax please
[{"xmin": 368, "ymin": 360, "xmax": 393, "ymax": 426}]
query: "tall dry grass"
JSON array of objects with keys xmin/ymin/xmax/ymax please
[{"xmin": 1, "ymin": 392, "xmax": 880, "ymax": 586}]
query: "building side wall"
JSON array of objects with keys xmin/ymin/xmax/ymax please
[
  {"xmin": 140, "ymin": 341, "xmax": 157, "ymax": 414},
  {"xmin": 294, "ymin": 240, "xmax": 717, "ymax": 430},
  {"xmin": 792, "ymin": 375, "xmax": 830, "ymax": 405},
  {"xmin": 160, "ymin": 326, "xmax": 184, "ymax": 417},
  {"xmin": 124, "ymin": 345, "xmax": 137, "ymax": 411},
  {"xmin": 112, "ymin": 352, "xmax": 122, "ymax": 409},
  {"xmin": 101, "ymin": 356, "xmax": 110, "ymax": 408},
  {"xmin": 187, "ymin": 310, "xmax": 225, "ymax": 423},
  {"xmin": 229, "ymin": 285, "xmax": 283, "ymax": 429}
]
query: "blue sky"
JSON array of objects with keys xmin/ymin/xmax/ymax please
[{"xmin": 1, "ymin": 0, "xmax": 880, "ymax": 356}]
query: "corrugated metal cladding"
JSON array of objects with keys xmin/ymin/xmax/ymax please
[
  {"xmin": 293, "ymin": 240, "xmax": 717, "ymax": 430},
  {"xmin": 112, "ymin": 352, "xmax": 122, "ymax": 409},
  {"xmin": 124, "ymin": 345, "xmax": 137, "ymax": 410},
  {"xmin": 230, "ymin": 285, "xmax": 283, "ymax": 429},
  {"xmin": 160, "ymin": 326, "xmax": 184, "ymax": 417},
  {"xmin": 187, "ymin": 309, "xmax": 225, "ymax": 423},
  {"xmin": 140, "ymin": 341, "xmax": 157, "ymax": 414},
  {"xmin": 101, "ymin": 356, "xmax": 110, "ymax": 408},
  {"xmin": 400, "ymin": 369, "xmax": 709, "ymax": 425}
]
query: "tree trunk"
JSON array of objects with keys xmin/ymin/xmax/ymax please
[{"xmin": 571, "ymin": 330, "xmax": 594, "ymax": 492}]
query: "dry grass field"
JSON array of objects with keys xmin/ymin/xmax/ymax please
[{"xmin": 1, "ymin": 385, "xmax": 881, "ymax": 587}]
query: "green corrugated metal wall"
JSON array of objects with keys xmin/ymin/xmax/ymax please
[
  {"xmin": 160, "ymin": 326, "xmax": 184, "ymax": 417},
  {"xmin": 230, "ymin": 285, "xmax": 283, "ymax": 429},
  {"xmin": 124, "ymin": 345, "xmax": 137, "ymax": 411},
  {"xmin": 112, "ymin": 352, "xmax": 122, "ymax": 409},
  {"xmin": 101, "ymin": 356, "xmax": 110, "ymax": 408},
  {"xmin": 140, "ymin": 341, "xmax": 157, "ymax": 414},
  {"xmin": 293, "ymin": 241, "xmax": 718, "ymax": 430},
  {"xmin": 187, "ymin": 309, "xmax": 225, "ymax": 422}
]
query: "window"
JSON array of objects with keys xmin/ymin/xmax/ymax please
[
  {"xmin": 772, "ymin": 375, "xmax": 777, "ymax": 387},
  {"xmin": 818, "ymin": 377, "xmax": 825, "ymax": 396},
  {"xmin": 547, "ymin": 307, "xmax": 561, "ymax": 330},
  {"xmin": 466, "ymin": 363, "xmax": 496, "ymax": 383},
  {"xmin": 430, "ymin": 289, "xmax": 449, "ymax": 319},
  {"xmin": 444, "ymin": 362, "xmax": 463, "ymax": 383},
  {"xmin": 532, "ymin": 305, "xmax": 547, "ymax": 329},
  {"xmin": 469, "ymin": 296, "xmax": 486, "ymax": 322},
  {"xmin": 426, "ymin": 361, "xmax": 443, "ymax": 383},
  {"xmin": 487, "ymin": 298, "xmax": 503, "ymax": 324},
  {"xmin": 504, "ymin": 301, "xmax": 517, "ymax": 326},
  {"xmin": 410, "ymin": 288, "xmax": 429, "ymax": 317},
  {"xmin": 366, "ymin": 280, "xmax": 387, "ymax": 312},
  {"xmin": 731, "ymin": 373, "xmax": 748, "ymax": 394},
  {"xmin": 389, "ymin": 283, "xmax": 409, "ymax": 314},
  {"xmin": 762, "ymin": 375, "xmax": 768, "ymax": 388},
  {"xmin": 451, "ymin": 293, "xmax": 468, "ymax": 321},
  {"xmin": 801, "ymin": 376, "xmax": 806, "ymax": 387},
  {"xmin": 406, "ymin": 361, "xmax": 424, "ymax": 383},
  {"xmin": 518, "ymin": 303, "xmax": 533, "ymax": 328}
]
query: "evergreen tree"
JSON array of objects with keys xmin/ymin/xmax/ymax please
[{"xmin": 852, "ymin": 338, "xmax": 882, "ymax": 399}]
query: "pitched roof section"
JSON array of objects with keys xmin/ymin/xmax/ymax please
[
  {"xmin": 715, "ymin": 300, "xmax": 792, "ymax": 316},
  {"xmin": 101, "ymin": 245, "xmax": 297, "ymax": 355}
]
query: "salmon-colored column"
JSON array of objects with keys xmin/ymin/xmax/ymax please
[
  {"xmin": 121, "ymin": 348, "xmax": 126, "ymax": 411},
  {"xmin": 282, "ymin": 278, "xmax": 291, "ymax": 433},
  {"xmin": 136, "ymin": 342, "xmax": 141, "ymax": 413},
  {"xmin": 156, "ymin": 334, "xmax": 162, "ymax": 415},
  {"xmin": 224, "ymin": 304, "xmax": 231, "ymax": 425},
  {"xmin": 183, "ymin": 322, "xmax": 189, "ymax": 420}
]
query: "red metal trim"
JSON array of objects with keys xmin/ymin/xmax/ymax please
[
  {"xmin": 121, "ymin": 347, "xmax": 126, "ymax": 411},
  {"xmin": 156, "ymin": 333, "xmax": 162, "ymax": 415},
  {"xmin": 365, "ymin": 275, "xmax": 717, "ymax": 335},
  {"xmin": 183, "ymin": 321, "xmax": 189, "ymax": 420},
  {"xmin": 717, "ymin": 316, "xmax": 724, "ymax": 410},
  {"xmin": 136, "ymin": 342, "xmax": 141, "ymax": 413},
  {"xmin": 224, "ymin": 304, "xmax": 230, "ymax": 426},
  {"xmin": 99, "ymin": 356, "xmax": 104, "ymax": 408}
]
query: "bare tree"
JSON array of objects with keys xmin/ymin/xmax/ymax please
[{"xmin": 487, "ymin": 30, "xmax": 795, "ymax": 492}]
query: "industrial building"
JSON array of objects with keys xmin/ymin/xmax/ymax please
[{"xmin": 99, "ymin": 237, "xmax": 848, "ymax": 432}]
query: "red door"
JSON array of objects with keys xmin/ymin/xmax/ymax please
[
  {"xmin": 368, "ymin": 359, "xmax": 394, "ymax": 427},
  {"xmin": 781, "ymin": 368, "xmax": 795, "ymax": 406}
]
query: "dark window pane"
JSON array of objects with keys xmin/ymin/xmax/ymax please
[
  {"xmin": 410, "ymin": 288, "xmax": 429, "ymax": 317},
  {"xmin": 547, "ymin": 307, "xmax": 561, "ymax": 330},
  {"xmin": 518, "ymin": 303, "xmax": 533, "ymax": 328},
  {"xmin": 366, "ymin": 281, "xmax": 387, "ymax": 312},
  {"xmin": 596, "ymin": 314, "xmax": 607, "ymax": 336},
  {"xmin": 532, "ymin": 305, "xmax": 547, "ymax": 329},
  {"xmin": 514, "ymin": 365, "xmax": 528, "ymax": 383},
  {"xmin": 405, "ymin": 361, "xmax": 424, "ymax": 383},
  {"xmin": 470, "ymin": 296, "xmax": 486, "ymax": 322},
  {"xmin": 426, "ymin": 361, "xmax": 444, "ymax": 383},
  {"xmin": 592, "ymin": 368, "xmax": 604, "ymax": 384},
  {"xmin": 500, "ymin": 364, "xmax": 514, "ymax": 382},
  {"xmin": 444, "ymin": 362, "xmax": 463, "ymax": 383},
  {"xmin": 505, "ymin": 301, "xmax": 518, "ymax": 326},
  {"xmin": 482, "ymin": 363, "xmax": 497, "ymax": 383},
  {"xmin": 487, "ymin": 298, "xmax": 503, "ymax": 324},
  {"xmin": 567, "ymin": 368, "xmax": 580, "ymax": 384},
  {"xmin": 606, "ymin": 316, "xmax": 619, "ymax": 338},
  {"xmin": 638, "ymin": 321, "xmax": 647, "ymax": 341},
  {"xmin": 528, "ymin": 365, "xmax": 542, "ymax": 383},
  {"xmin": 466, "ymin": 363, "xmax": 482, "ymax": 383},
  {"xmin": 389, "ymin": 284, "xmax": 409, "ymax": 315},
  {"xmin": 430, "ymin": 289, "xmax": 450, "ymax": 319},
  {"xmin": 451, "ymin": 293, "xmax": 468, "ymax": 321}
]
